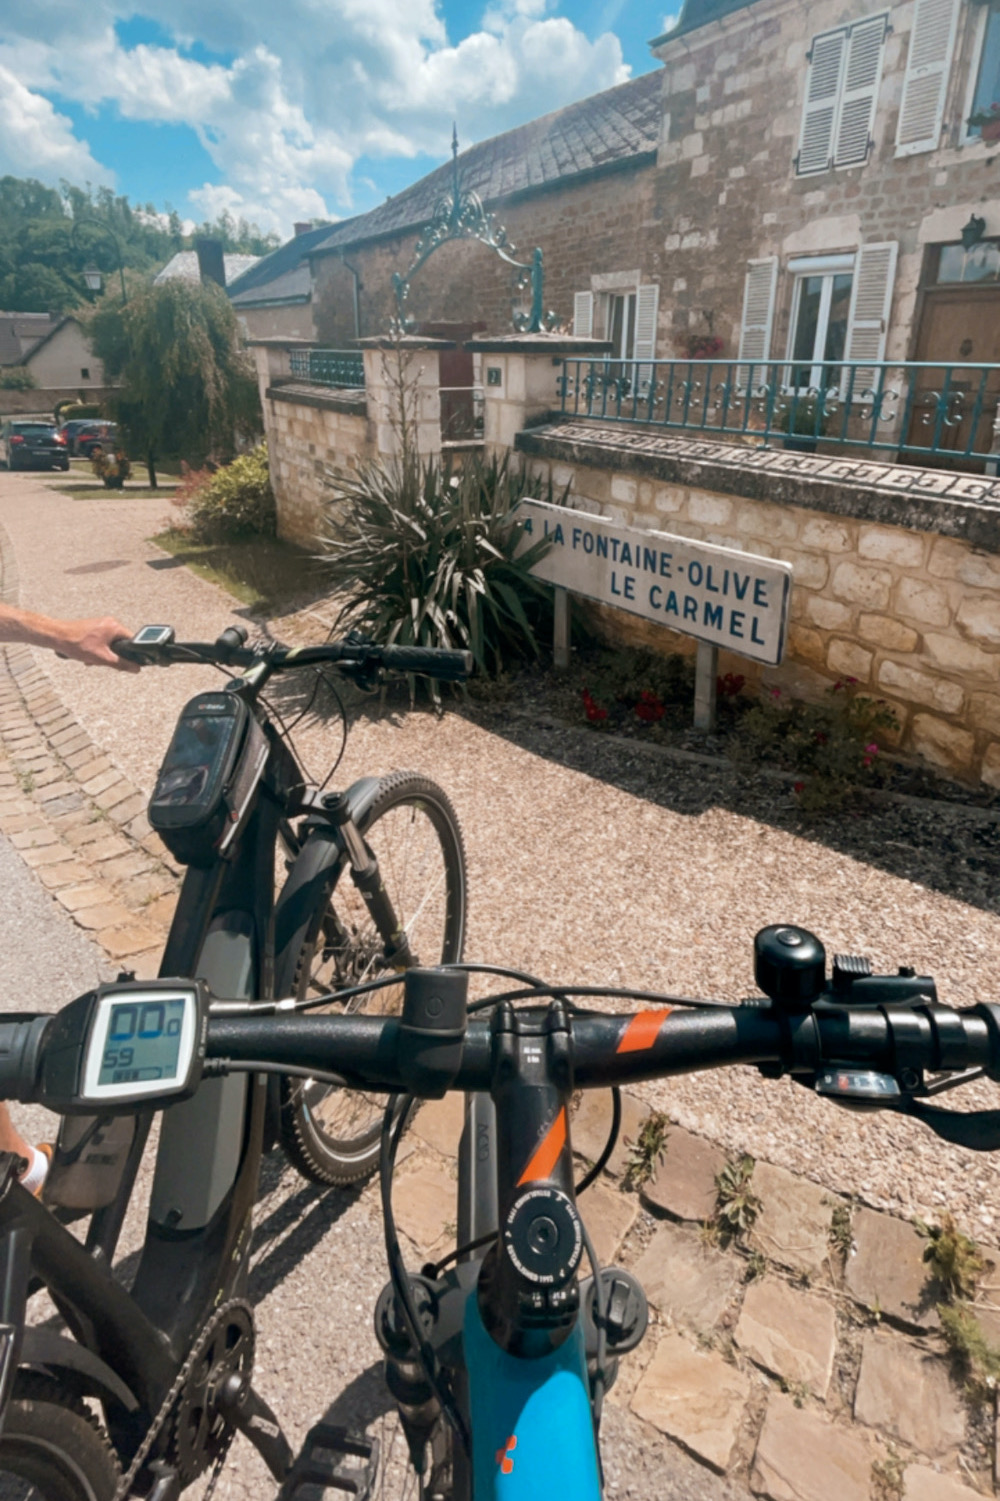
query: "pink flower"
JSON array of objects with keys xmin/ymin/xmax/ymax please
[
  {"xmin": 769, "ymin": 687, "xmax": 782, "ymax": 700},
  {"xmin": 865, "ymin": 743, "xmax": 879, "ymax": 756}
]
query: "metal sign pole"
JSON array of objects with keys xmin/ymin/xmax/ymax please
[
  {"xmin": 553, "ymin": 587, "xmax": 571, "ymax": 670},
  {"xmin": 694, "ymin": 641, "xmax": 718, "ymax": 731}
]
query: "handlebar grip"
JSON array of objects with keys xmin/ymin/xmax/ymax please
[
  {"xmin": 379, "ymin": 646, "xmax": 475, "ymax": 681},
  {"xmin": 0, "ymin": 1016, "xmax": 52, "ymax": 1104},
  {"xmin": 111, "ymin": 637, "xmax": 145, "ymax": 664}
]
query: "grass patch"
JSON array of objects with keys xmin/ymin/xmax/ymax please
[
  {"xmin": 150, "ymin": 527, "xmax": 320, "ymax": 614},
  {"xmin": 51, "ymin": 484, "xmax": 176, "ymax": 498}
]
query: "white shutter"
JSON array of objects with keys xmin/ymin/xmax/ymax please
[
  {"xmin": 834, "ymin": 14, "xmax": 887, "ymax": 166},
  {"xmin": 736, "ymin": 257, "xmax": 778, "ymax": 388},
  {"xmin": 845, "ymin": 241, "xmax": 898, "ymax": 394},
  {"xmin": 633, "ymin": 283, "xmax": 659, "ymax": 396},
  {"xmin": 797, "ymin": 29, "xmax": 846, "ymax": 174},
  {"xmin": 895, "ymin": 0, "xmax": 960, "ymax": 156},
  {"xmin": 573, "ymin": 291, "xmax": 594, "ymax": 338}
]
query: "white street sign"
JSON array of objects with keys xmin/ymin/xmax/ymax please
[{"xmin": 513, "ymin": 499, "xmax": 791, "ymax": 666}]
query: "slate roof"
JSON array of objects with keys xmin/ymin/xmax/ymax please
[
  {"xmin": 0, "ymin": 312, "xmax": 61, "ymax": 367},
  {"xmin": 153, "ymin": 251, "xmax": 261, "ymax": 288},
  {"xmin": 308, "ymin": 67, "xmax": 662, "ymax": 258},
  {"xmin": 651, "ymin": 0, "xmax": 758, "ymax": 46},
  {"xmin": 227, "ymin": 221, "xmax": 348, "ymax": 306}
]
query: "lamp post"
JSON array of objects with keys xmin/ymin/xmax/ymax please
[{"xmin": 70, "ymin": 220, "xmax": 128, "ymax": 304}]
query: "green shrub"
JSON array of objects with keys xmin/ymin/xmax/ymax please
[
  {"xmin": 319, "ymin": 452, "xmax": 560, "ymax": 682},
  {"xmin": 0, "ymin": 369, "xmax": 37, "ymax": 391},
  {"xmin": 185, "ymin": 444, "xmax": 275, "ymax": 542}
]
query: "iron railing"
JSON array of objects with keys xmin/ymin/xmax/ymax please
[
  {"xmin": 440, "ymin": 384, "xmax": 485, "ymax": 445},
  {"xmin": 557, "ymin": 359, "xmax": 1000, "ymax": 469},
  {"xmin": 289, "ymin": 348, "xmax": 365, "ymax": 389}
]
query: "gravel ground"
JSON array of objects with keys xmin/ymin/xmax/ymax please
[{"xmin": 2, "ymin": 473, "xmax": 1000, "ymax": 1497}]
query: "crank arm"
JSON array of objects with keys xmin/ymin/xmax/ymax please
[{"xmin": 215, "ymin": 1372, "xmax": 293, "ymax": 1481}]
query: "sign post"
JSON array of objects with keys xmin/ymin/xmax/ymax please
[{"xmin": 514, "ymin": 499, "xmax": 792, "ymax": 727}]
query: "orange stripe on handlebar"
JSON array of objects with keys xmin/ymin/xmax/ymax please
[
  {"xmin": 616, "ymin": 1008, "xmax": 672, "ymax": 1054},
  {"xmin": 517, "ymin": 1107, "xmax": 567, "ymax": 1185}
]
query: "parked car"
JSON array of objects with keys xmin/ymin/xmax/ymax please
[
  {"xmin": 0, "ymin": 421, "xmax": 69, "ymax": 472},
  {"xmin": 55, "ymin": 418, "xmax": 100, "ymax": 455},
  {"xmin": 59, "ymin": 421, "xmax": 118, "ymax": 459}
]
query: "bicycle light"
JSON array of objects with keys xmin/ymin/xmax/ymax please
[{"xmin": 397, "ymin": 968, "xmax": 468, "ymax": 1097}]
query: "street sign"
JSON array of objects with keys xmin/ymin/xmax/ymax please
[{"xmin": 513, "ymin": 498, "xmax": 791, "ymax": 666}]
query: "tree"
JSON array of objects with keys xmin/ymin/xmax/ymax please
[{"xmin": 87, "ymin": 280, "xmax": 261, "ymax": 487}]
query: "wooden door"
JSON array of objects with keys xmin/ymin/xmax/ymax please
[
  {"xmin": 906, "ymin": 287, "xmax": 1000, "ymax": 469},
  {"xmin": 414, "ymin": 321, "xmax": 485, "ymax": 443}
]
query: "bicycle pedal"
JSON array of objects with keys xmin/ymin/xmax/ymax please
[{"xmin": 279, "ymin": 1423, "xmax": 378, "ymax": 1499}]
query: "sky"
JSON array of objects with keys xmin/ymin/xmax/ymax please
[{"xmin": 0, "ymin": 1, "xmax": 679, "ymax": 239}]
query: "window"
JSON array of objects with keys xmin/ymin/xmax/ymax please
[
  {"xmin": 796, "ymin": 14, "xmax": 888, "ymax": 174},
  {"xmin": 607, "ymin": 293, "xmax": 637, "ymax": 361},
  {"xmin": 80, "ymin": 367, "xmax": 90, "ymax": 380},
  {"xmin": 787, "ymin": 256, "xmax": 854, "ymax": 388},
  {"xmin": 937, "ymin": 240, "xmax": 1000, "ymax": 282},
  {"xmin": 965, "ymin": 4, "xmax": 1000, "ymax": 142},
  {"xmin": 896, "ymin": 0, "xmax": 960, "ymax": 156}
]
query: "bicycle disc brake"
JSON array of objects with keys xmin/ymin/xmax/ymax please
[{"xmin": 169, "ymin": 1302, "xmax": 255, "ymax": 1485}]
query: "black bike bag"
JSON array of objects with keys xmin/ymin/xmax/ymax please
[{"xmin": 148, "ymin": 691, "xmax": 268, "ymax": 866}]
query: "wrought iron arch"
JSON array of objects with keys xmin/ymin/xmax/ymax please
[{"xmin": 391, "ymin": 128, "xmax": 557, "ymax": 334}]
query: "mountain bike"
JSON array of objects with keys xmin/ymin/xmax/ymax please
[
  {"xmin": 6, "ymin": 925, "xmax": 996, "ymax": 1498},
  {"xmin": 0, "ymin": 623, "xmax": 471, "ymax": 1500}
]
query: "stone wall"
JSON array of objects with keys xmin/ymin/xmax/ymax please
[
  {"xmin": 261, "ymin": 383, "xmax": 372, "ymax": 548},
  {"xmin": 517, "ymin": 421, "xmax": 1000, "ymax": 785}
]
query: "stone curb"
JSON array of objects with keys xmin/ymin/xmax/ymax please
[{"xmin": 0, "ymin": 522, "xmax": 994, "ymax": 1498}]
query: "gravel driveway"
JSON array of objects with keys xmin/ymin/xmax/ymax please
[{"xmin": 1, "ymin": 472, "xmax": 999, "ymax": 1498}]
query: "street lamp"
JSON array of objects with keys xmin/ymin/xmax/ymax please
[{"xmin": 70, "ymin": 220, "xmax": 128, "ymax": 303}]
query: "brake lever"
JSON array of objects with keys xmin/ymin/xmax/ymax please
[{"xmin": 899, "ymin": 1097, "xmax": 1000, "ymax": 1152}]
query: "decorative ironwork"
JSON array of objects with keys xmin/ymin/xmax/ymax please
[
  {"xmin": 289, "ymin": 348, "xmax": 365, "ymax": 389},
  {"xmin": 392, "ymin": 127, "xmax": 556, "ymax": 334},
  {"xmin": 557, "ymin": 357, "xmax": 1000, "ymax": 469}
]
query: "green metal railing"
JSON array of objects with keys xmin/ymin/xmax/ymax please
[
  {"xmin": 558, "ymin": 358, "xmax": 1000, "ymax": 469},
  {"xmin": 289, "ymin": 348, "xmax": 365, "ymax": 389}
]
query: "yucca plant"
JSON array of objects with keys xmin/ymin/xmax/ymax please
[{"xmin": 319, "ymin": 451, "xmax": 562, "ymax": 685}]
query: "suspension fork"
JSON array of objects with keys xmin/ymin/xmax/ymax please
[{"xmin": 321, "ymin": 792, "xmax": 415, "ymax": 967}]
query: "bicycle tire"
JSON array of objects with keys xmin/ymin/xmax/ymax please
[
  {"xmin": 278, "ymin": 771, "xmax": 467, "ymax": 1186},
  {"xmin": 0, "ymin": 1373, "xmax": 121, "ymax": 1501}
]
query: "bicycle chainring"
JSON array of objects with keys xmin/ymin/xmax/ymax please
[{"xmin": 169, "ymin": 1301, "xmax": 255, "ymax": 1485}]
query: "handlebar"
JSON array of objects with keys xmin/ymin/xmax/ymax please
[{"xmin": 111, "ymin": 632, "xmax": 474, "ymax": 683}]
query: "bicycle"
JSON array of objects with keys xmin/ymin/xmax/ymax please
[
  {"xmin": 0, "ymin": 622, "xmax": 471, "ymax": 1500},
  {"xmin": 5, "ymin": 923, "xmax": 997, "ymax": 1498}
]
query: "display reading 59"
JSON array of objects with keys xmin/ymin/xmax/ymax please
[{"xmin": 37, "ymin": 980, "xmax": 210, "ymax": 1114}]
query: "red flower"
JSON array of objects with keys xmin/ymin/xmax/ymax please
[
  {"xmin": 793, "ymin": 781, "xmax": 805, "ymax": 795},
  {"xmin": 717, "ymin": 672, "xmax": 745, "ymax": 699},
  {"xmin": 635, "ymin": 689, "xmax": 665, "ymax": 724},
  {"xmin": 582, "ymin": 688, "xmax": 608, "ymax": 724}
]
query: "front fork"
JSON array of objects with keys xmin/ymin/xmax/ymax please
[{"xmin": 322, "ymin": 793, "xmax": 415, "ymax": 968}]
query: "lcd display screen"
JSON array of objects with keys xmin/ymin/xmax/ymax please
[{"xmin": 98, "ymin": 998, "xmax": 187, "ymax": 1087}]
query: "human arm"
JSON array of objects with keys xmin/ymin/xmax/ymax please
[{"xmin": 0, "ymin": 605, "xmax": 140, "ymax": 672}]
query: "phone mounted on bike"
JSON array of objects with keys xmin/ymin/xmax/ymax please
[
  {"xmin": 37, "ymin": 979, "xmax": 209, "ymax": 1115},
  {"xmin": 148, "ymin": 690, "xmax": 268, "ymax": 866}
]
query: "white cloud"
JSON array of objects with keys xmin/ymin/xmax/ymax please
[
  {"xmin": 0, "ymin": 62, "xmax": 111, "ymax": 183},
  {"xmin": 660, "ymin": 12, "xmax": 680, "ymax": 34},
  {"xmin": 0, "ymin": 1, "xmax": 631, "ymax": 235}
]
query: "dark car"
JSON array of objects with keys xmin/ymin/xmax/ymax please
[
  {"xmin": 56, "ymin": 419, "xmax": 103, "ymax": 456},
  {"xmin": 73, "ymin": 421, "xmax": 118, "ymax": 459},
  {"xmin": 0, "ymin": 421, "xmax": 69, "ymax": 472}
]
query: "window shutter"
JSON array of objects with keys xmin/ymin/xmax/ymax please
[
  {"xmin": 895, "ymin": 0, "xmax": 960, "ymax": 156},
  {"xmin": 736, "ymin": 257, "xmax": 778, "ymax": 388},
  {"xmin": 834, "ymin": 14, "xmax": 887, "ymax": 166},
  {"xmin": 797, "ymin": 29, "xmax": 847, "ymax": 174},
  {"xmin": 845, "ymin": 241, "xmax": 898, "ymax": 392},
  {"xmin": 573, "ymin": 291, "xmax": 594, "ymax": 339},
  {"xmin": 633, "ymin": 283, "xmax": 659, "ymax": 395}
]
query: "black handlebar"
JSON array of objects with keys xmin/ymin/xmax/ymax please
[{"xmin": 111, "ymin": 634, "xmax": 475, "ymax": 683}]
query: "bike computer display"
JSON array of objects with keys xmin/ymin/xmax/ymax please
[
  {"xmin": 132, "ymin": 625, "xmax": 175, "ymax": 647},
  {"xmin": 38, "ymin": 980, "xmax": 209, "ymax": 1114}
]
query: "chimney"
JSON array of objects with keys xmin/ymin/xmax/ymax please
[
  {"xmin": 195, "ymin": 237, "xmax": 226, "ymax": 289},
  {"xmin": 294, "ymin": 222, "xmax": 312, "ymax": 237}
]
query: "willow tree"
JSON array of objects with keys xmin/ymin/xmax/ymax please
[{"xmin": 88, "ymin": 279, "xmax": 261, "ymax": 487}]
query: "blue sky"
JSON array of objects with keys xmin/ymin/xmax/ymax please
[{"xmin": 0, "ymin": 1, "xmax": 677, "ymax": 237}]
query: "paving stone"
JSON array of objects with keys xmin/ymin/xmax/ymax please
[
  {"xmin": 571, "ymin": 1088, "xmax": 650, "ymax": 1178},
  {"xmin": 88, "ymin": 835, "xmax": 134, "ymax": 863},
  {"xmin": 57, "ymin": 883, "xmax": 117, "ymax": 914},
  {"xmin": 127, "ymin": 948, "xmax": 166, "ymax": 981},
  {"xmin": 65, "ymin": 821, "xmax": 112, "ymax": 848},
  {"xmin": 109, "ymin": 793, "xmax": 149, "ymax": 826},
  {"xmin": 393, "ymin": 1158, "xmax": 456, "ymax": 1255},
  {"xmin": 98, "ymin": 851, "xmax": 155, "ymax": 885},
  {"xmin": 28, "ymin": 766, "xmax": 64, "ymax": 790},
  {"xmin": 73, "ymin": 901, "xmax": 135, "ymax": 932},
  {"xmin": 641, "ymin": 1124, "xmax": 725, "ymax": 1222},
  {"xmin": 412, "ymin": 1092, "xmax": 465, "ymax": 1157},
  {"xmin": 94, "ymin": 781, "xmax": 136, "ymax": 812},
  {"xmin": 735, "ymin": 1278, "xmax": 837, "ymax": 1397},
  {"xmin": 8, "ymin": 824, "xmax": 58, "ymax": 850},
  {"xmin": 63, "ymin": 747, "xmax": 102, "ymax": 770},
  {"xmin": 751, "ymin": 1161, "xmax": 840, "ymax": 1281},
  {"xmin": 903, "ymin": 1465, "xmax": 985, "ymax": 1501},
  {"xmin": 751, "ymin": 1394, "xmax": 873, "ymax": 1501},
  {"xmin": 98, "ymin": 923, "xmax": 164, "ymax": 960},
  {"xmin": 854, "ymin": 1332, "xmax": 965, "ymax": 1455},
  {"xmin": 118, "ymin": 871, "xmax": 177, "ymax": 907},
  {"xmin": 633, "ymin": 1219, "xmax": 742, "ymax": 1332},
  {"xmin": 142, "ymin": 895, "xmax": 177, "ymax": 929},
  {"xmin": 81, "ymin": 769, "xmax": 122, "ymax": 797},
  {"xmin": 0, "ymin": 813, "xmax": 34, "ymax": 832},
  {"xmin": 125, "ymin": 811, "xmax": 152, "ymax": 842},
  {"xmin": 49, "ymin": 808, "xmax": 93, "ymax": 835},
  {"xmin": 21, "ymin": 842, "xmax": 71, "ymax": 868},
  {"xmin": 36, "ymin": 781, "xmax": 79, "ymax": 804},
  {"xmin": 37, "ymin": 859, "xmax": 93, "ymax": 890},
  {"xmin": 580, "ymin": 1176, "xmax": 638, "ymax": 1264},
  {"xmin": 845, "ymin": 1209, "xmax": 941, "ymax": 1329},
  {"xmin": 630, "ymin": 1331, "xmax": 749, "ymax": 1473}
]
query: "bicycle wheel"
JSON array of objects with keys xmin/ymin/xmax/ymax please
[
  {"xmin": 0, "ymin": 1374, "xmax": 120, "ymax": 1501},
  {"xmin": 278, "ymin": 771, "xmax": 467, "ymax": 1186}
]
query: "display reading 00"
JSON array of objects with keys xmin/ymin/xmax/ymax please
[{"xmin": 98, "ymin": 999, "xmax": 187, "ymax": 1087}]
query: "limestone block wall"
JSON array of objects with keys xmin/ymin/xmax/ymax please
[
  {"xmin": 263, "ymin": 388, "xmax": 372, "ymax": 548},
  {"xmin": 517, "ymin": 423, "xmax": 1000, "ymax": 785}
]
